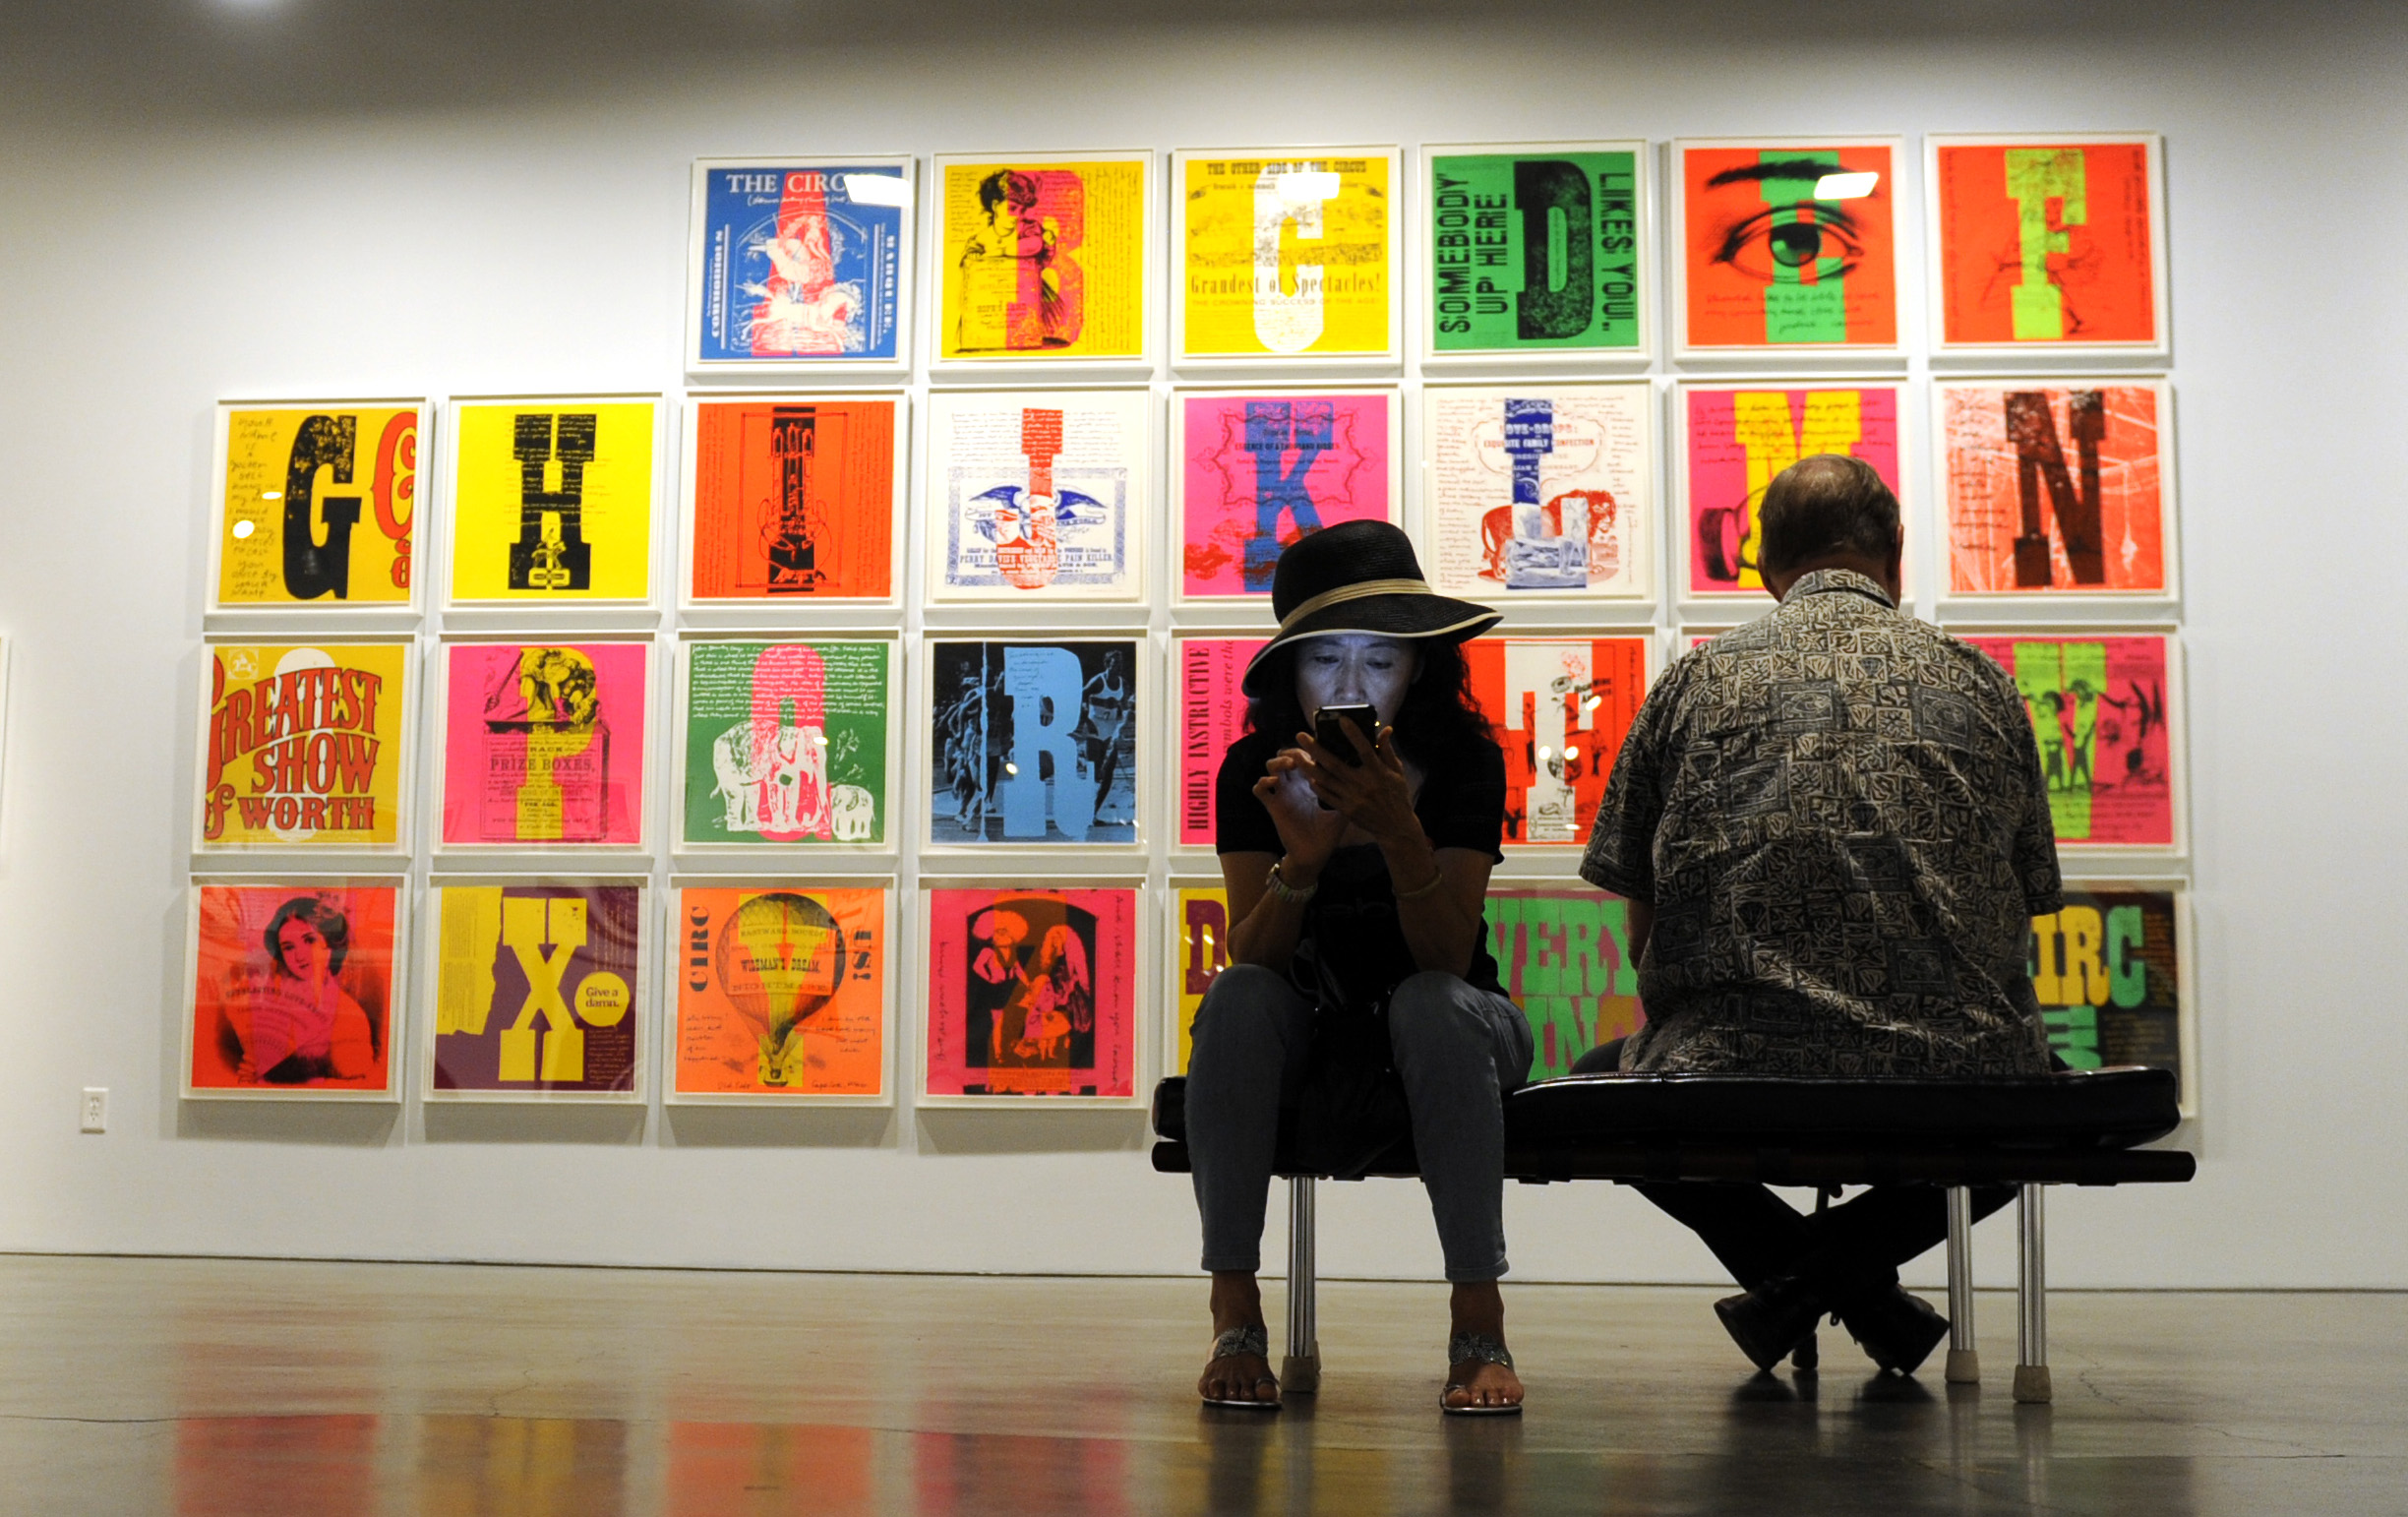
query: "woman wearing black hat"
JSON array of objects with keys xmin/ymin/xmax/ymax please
[{"xmin": 1188, "ymin": 520, "xmax": 1534, "ymax": 1416}]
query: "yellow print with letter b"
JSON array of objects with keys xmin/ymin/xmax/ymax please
[{"xmin": 1180, "ymin": 152, "xmax": 1393, "ymax": 359}]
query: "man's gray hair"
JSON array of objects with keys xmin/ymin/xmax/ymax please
[{"xmin": 1757, "ymin": 454, "xmax": 1900, "ymax": 575}]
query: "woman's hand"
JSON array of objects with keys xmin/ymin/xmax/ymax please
[
  {"xmin": 1292, "ymin": 722, "xmax": 1421, "ymax": 849},
  {"xmin": 1251, "ymin": 753, "xmax": 1347, "ymax": 877}
]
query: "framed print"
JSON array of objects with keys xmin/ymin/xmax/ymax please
[
  {"xmin": 921, "ymin": 884, "xmax": 1139, "ymax": 1104},
  {"xmin": 1421, "ymin": 382, "xmax": 1655, "ymax": 602},
  {"xmin": 1928, "ymin": 134, "xmax": 2167, "ymax": 355},
  {"xmin": 196, "ymin": 640, "xmax": 413, "ymax": 854},
  {"xmin": 681, "ymin": 393, "xmax": 904, "ymax": 606},
  {"xmin": 1957, "ymin": 630, "xmax": 2182, "ymax": 852},
  {"xmin": 2029, "ymin": 881, "xmax": 2193, "ymax": 1115},
  {"xmin": 1487, "ymin": 885, "xmax": 1642, "ymax": 1080},
  {"xmin": 209, "ymin": 399, "xmax": 427, "ymax": 612},
  {"xmin": 1172, "ymin": 389, "xmax": 1400, "ymax": 600},
  {"xmin": 1465, "ymin": 637, "xmax": 1652, "ymax": 846},
  {"xmin": 932, "ymin": 151, "xmax": 1152, "ymax": 366},
  {"xmin": 687, "ymin": 156, "xmax": 912, "ymax": 374},
  {"xmin": 183, "ymin": 880, "xmax": 402, "ymax": 1100},
  {"xmin": 1173, "ymin": 146, "xmax": 1400, "ymax": 364},
  {"xmin": 925, "ymin": 638, "xmax": 1142, "ymax": 847},
  {"xmin": 424, "ymin": 880, "xmax": 646, "ymax": 1101},
  {"xmin": 923, "ymin": 388, "xmax": 1147, "ymax": 603},
  {"xmin": 1675, "ymin": 381, "xmax": 1908, "ymax": 601},
  {"xmin": 437, "ymin": 639, "xmax": 651, "ymax": 850},
  {"xmin": 668, "ymin": 883, "xmax": 892, "ymax": 1103},
  {"xmin": 1938, "ymin": 379, "xmax": 2176, "ymax": 599},
  {"xmin": 1168, "ymin": 880, "xmax": 1231, "ymax": 1077},
  {"xmin": 1174, "ymin": 635, "xmax": 1267, "ymax": 847},
  {"xmin": 1420, "ymin": 141, "xmax": 1651, "ymax": 363},
  {"xmin": 445, "ymin": 395, "xmax": 661, "ymax": 606},
  {"xmin": 1671, "ymin": 137, "xmax": 1902, "ymax": 356},
  {"xmin": 676, "ymin": 637, "xmax": 896, "ymax": 850}
]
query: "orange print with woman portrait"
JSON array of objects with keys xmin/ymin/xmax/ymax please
[{"xmin": 188, "ymin": 884, "xmax": 396, "ymax": 1094}]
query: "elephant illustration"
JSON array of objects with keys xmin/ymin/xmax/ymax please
[
  {"xmin": 829, "ymin": 784, "xmax": 874, "ymax": 842},
  {"xmin": 710, "ymin": 721, "xmax": 830, "ymax": 837}
]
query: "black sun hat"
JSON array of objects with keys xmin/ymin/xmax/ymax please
[{"xmin": 1240, "ymin": 520, "xmax": 1500, "ymax": 697}]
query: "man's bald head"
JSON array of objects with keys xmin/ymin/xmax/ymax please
[{"xmin": 1758, "ymin": 455, "xmax": 1900, "ymax": 576}]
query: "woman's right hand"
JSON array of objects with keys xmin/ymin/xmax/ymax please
[{"xmin": 1252, "ymin": 750, "xmax": 1347, "ymax": 878}]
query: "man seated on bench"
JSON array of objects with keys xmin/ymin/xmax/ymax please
[{"xmin": 1576, "ymin": 454, "xmax": 2065, "ymax": 1376}]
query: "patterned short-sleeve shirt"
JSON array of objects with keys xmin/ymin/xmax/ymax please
[{"xmin": 1581, "ymin": 569, "xmax": 2063, "ymax": 1077}]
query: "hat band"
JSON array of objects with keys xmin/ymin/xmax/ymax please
[{"xmin": 1273, "ymin": 577, "xmax": 1433, "ymax": 635}]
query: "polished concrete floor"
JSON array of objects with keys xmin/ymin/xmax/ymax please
[{"xmin": 0, "ymin": 1256, "xmax": 2400, "ymax": 1515}]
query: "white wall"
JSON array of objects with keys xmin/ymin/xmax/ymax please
[{"xmin": 1, "ymin": 0, "xmax": 2402, "ymax": 1289}]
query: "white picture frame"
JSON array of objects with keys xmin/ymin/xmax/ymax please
[
  {"xmin": 1667, "ymin": 136, "xmax": 1908, "ymax": 363},
  {"xmin": 925, "ymin": 149, "xmax": 1159, "ymax": 378},
  {"xmin": 685, "ymin": 154, "xmax": 916, "ymax": 379},
  {"xmin": 1171, "ymin": 144, "xmax": 1404, "ymax": 370},
  {"xmin": 206, "ymin": 397, "xmax": 433, "ymax": 617},
  {"xmin": 1415, "ymin": 138, "xmax": 1655, "ymax": 369},
  {"xmin": 419, "ymin": 876, "xmax": 652, "ymax": 1105},
  {"xmin": 660, "ymin": 878, "xmax": 899, "ymax": 1107}
]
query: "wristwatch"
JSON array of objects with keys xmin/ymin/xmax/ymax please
[{"xmin": 1264, "ymin": 862, "xmax": 1319, "ymax": 906}]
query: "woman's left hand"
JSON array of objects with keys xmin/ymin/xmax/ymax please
[{"xmin": 1292, "ymin": 721, "xmax": 1420, "ymax": 846}]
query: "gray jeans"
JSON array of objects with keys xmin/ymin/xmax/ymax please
[{"xmin": 1186, "ymin": 964, "xmax": 1535, "ymax": 1283}]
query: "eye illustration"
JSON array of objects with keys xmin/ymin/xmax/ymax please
[
  {"xmin": 1710, "ymin": 204, "xmax": 1866, "ymax": 284},
  {"xmin": 1701, "ymin": 158, "xmax": 1875, "ymax": 285}
]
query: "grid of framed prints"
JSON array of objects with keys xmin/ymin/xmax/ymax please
[{"xmin": 182, "ymin": 130, "xmax": 2191, "ymax": 1119}]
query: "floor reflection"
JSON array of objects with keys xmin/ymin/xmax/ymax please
[
  {"xmin": 47, "ymin": 1257, "xmax": 2309, "ymax": 1517},
  {"xmin": 145, "ymin": 1393, "xmax": 2198, "ymax": 1517},
  {"xmin": 174, "ymin": 1414, "xmax": 378, "ymax": 1517},
  {"xmin": 667, "ymin": 1421, "xmax": 875, "ymax": 1516},
  {"xmin": 416, "ymin": 1416, "xmax": 626, "ymax": 1517}
]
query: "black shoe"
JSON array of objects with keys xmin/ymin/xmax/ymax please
[
  {"xmin": 1836, "ymin": 1287, "xmax": 1951, "ymax": 1375},
  {"xmin": 1714, "ymin": 1276, "xmax": 1828, "ymax": 1373}
]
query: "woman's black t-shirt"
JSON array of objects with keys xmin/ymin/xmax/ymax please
[{"xmin": 1215, "ymin": 728, "xmax": 1508, "ymax": 1001}]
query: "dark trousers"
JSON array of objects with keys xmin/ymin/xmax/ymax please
[
  {"xmin": 1635, "ymin": 1181, "xmax": 2015, "ymax": 1305},
  {"xmin": 1588, "ymin": 1036, "xmax": 2015, "ymax": 1304}
]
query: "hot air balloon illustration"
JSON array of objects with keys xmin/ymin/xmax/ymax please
[{"xmin": 713, "ymin": 892, "xmax": 845, "ymax": 1086}]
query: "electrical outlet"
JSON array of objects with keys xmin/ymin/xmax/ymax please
[{"xmin": 80, "ymin": 1088, "xmax": 106, "ymax": 1133}]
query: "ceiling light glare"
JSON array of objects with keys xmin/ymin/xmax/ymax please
[
  {"xmin": 232, "ymin": 521, "xmax": 256, "ymax": 538},
  {"xmin": 1812, "ymin": 170, "xmax": 1879, "ymax": 201},
  {"xmin": 840, "ymin": 173, "xmax": 911, "ymax": 209},
  {"xmin": 1275, "ymin": 170, "xmax": 1342, "ymax": 207}
]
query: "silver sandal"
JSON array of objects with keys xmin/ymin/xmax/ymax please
[
  {"xmin": 1202, "ymin": 1324, "xmax": 1282, "ymax": 1410},
  {"xmin": 1443, "ymin": 1332, "xmax": 1523, "ymax": 1416}
]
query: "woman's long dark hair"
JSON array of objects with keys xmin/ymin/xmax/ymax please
[{"xmin": 1244, "ymin": 637, "xmax": 1497, "ymax": 769}]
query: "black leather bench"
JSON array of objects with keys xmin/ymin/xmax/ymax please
[{"xmin": 1151, "ymin": 1064, "xmax": 2193, "ymax": 1402}]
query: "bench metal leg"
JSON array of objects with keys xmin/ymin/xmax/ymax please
[
  {"xmin": 1945, "ymin": 1185, "xmax": 1979, "ymax": 1383},
  {"xmin": 1283, "ymin": 1176, "xmax": 1321, "ymax": 1393},
  {"xmin": 2014, "ymin": 1183, "xmax": 2052, "ymax": 1403}
]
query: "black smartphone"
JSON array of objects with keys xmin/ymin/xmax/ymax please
[{"xmin": 1313, "ymin": 704, "xmax": 1379, "ymax": 764}]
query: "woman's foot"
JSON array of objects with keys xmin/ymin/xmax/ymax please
[
  {"xmin": 1443, "ymin": 1281, "xmax": 1525, "ymax": 1413},
  {"xmin": 1199, "ymin": 1271, "xmax": 1280, "ymax": 1407}
]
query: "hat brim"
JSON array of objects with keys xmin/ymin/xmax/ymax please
[{"xmin": 1240, "ymin": 593, "xmax": 1501, "ymax": 697}]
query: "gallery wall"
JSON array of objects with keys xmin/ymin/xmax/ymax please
[{"xmin": 0, "ymin": 0, "xmax": 2402, "ymax": 1288}]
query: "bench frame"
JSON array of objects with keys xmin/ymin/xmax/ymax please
[{"xmin": 1271, "ymin": 1164, "xmax": 2177, "ymax": 1403}]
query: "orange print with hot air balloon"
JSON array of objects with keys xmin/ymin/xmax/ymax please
[{"xmin": 671, "ymin": 886, "xmax": 887, "ymax": 1099}]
